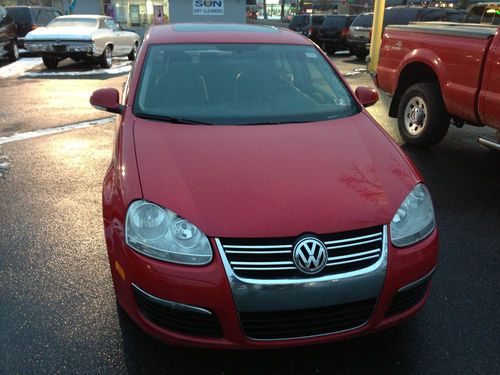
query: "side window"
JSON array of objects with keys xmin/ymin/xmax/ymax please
[
  {"xmin": 465, "ymin": 6, "xmax": 484, "ymax": 23},
  {"xmin": 105, "ymin": 18, "xmax": 120, "ymax": 31},
  {"xmin": 420, "ymin": 9, "xmax": 444, "ymax": 22}
]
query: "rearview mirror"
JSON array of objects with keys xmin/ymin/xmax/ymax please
[
  {"xmin": 90, "ymin": 88, "xmax": 124, "ymax": 114},
  {"xmin": 355, "ymin": 86, "xmax": 379, "ymax": 108}
]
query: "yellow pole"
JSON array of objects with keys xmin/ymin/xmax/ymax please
[{"xmin": 367, "ymin": 0, "xmax": 386, "ymax": 73}]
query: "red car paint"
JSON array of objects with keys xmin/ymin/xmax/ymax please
[
  {"xmin": 99, "ymin": 24, "xmax": 438, "ymax": 348},
  {"xmin": 376, "ymin": 23, "xmax": 500, "ymax": 132}
]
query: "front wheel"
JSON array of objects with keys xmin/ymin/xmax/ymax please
[
  {"xmin": 8, "ymin": 41, "xmax": 19, "ymax": 62},
  {"xmin": 397, "ymin": 82, "xmax": 450, "ymax": 146},
  {"xmin": 42, "ymin": 56, "xmax": 60, "ymax": 69},
  {"xmin": 128, "ymin": 43, "xmax": 138, "ymax": 61},
  {"xmin": 99, "ymin": 46, "xmax": 112, "ymax": 69}
]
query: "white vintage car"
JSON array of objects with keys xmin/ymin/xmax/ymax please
[{"xmin": 24, "ymin": 15, "xmax": 141, "ymax": 69}]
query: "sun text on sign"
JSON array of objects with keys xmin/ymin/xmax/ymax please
[{"xmin": 193, "ymin": 0, "xmax": 225, "ymax": 15}]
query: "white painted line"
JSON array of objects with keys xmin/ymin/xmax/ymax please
[
  {"xmin": 0, "ymin": 117, "xmax": 116, "ymax": 145},
  {"xmin": 0, "ymin": 57, "xmax": 43, "ymax": 78},
  {"xmin": 24, "ymin": 62, "xmax": 132, "ymax": 78}
]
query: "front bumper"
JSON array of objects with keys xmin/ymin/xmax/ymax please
[
  {"xmin": 106, "ymin": 217, "xmax": 438, "ymax": 348},
  {"xmin": 24, "ymin": 40, "xmax": 98, "ymax": 56}
]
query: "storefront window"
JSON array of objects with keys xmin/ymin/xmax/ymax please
[{"xmin": 112, "ymin": 1, "xmax": 169, "ymax": 27}]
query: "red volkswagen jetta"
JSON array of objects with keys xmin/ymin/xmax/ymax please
[{"xmin": 91, "ymin": 24, "xmax": 438, "ymax": 348}]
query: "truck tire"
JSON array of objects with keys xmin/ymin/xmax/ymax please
[
  {"xmin": 42, "ymin": 56, "xmax": 60, "ymax": 69},
  {"xmin": 397, "ymin": 82, "xmax": 450, "ymax": 146},
  {"xmin": 128, "ymin": 43, "xmax": 138, "ymax": 61},
  {"xmin": 99, "ymin": 46, "xmax": 112, "ymax": 69}
]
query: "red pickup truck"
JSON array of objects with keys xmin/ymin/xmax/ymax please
[{"xmin": 375, "ymin": 23, "xmax": 500, "ymax": 149}]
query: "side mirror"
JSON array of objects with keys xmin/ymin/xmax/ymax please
[
  {"xmin": 90, "ymin": 88, "xmax": 124, "ymax": 114},
  {"xmin": 355, "ymin": 86, "xmax": 379, "ymax": 108}
]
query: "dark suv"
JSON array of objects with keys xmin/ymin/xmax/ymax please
[
  {"xmin": 0, "ymin": 6, "xmax": 18, "ymax": 62},
  {"xmin": 289, "ymin": 14, "xmax": 326, "ymax": 43},
  {"xmin": 6, "ymin": 6, "xmax": 61, "ymax": 48},
  {"xmin": 317, "ymin": 14, "xmax": 357, "ymax": 54},
  {"xmin": 349, "ymin": 6, "xmax": 465, "ymax": 60}
]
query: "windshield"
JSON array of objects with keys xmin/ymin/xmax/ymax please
[
  {"xmin": 352, "ymin": 13, "xmax": 373, "ymax": 27},
  {"xmin": 134, "ymin": 44, "xmax": 358, "ymax": 125},
  {"xmin": 47, "ymin": 17, "xmax": 97, "ymax": 28}
]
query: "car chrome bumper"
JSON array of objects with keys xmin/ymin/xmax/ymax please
[{"xmin": 25, "ymin": 41, "xmax": 96, "ymax": 55}]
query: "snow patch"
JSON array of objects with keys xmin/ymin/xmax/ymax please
[
  {"xmin": 0, "ymin": 117, "xmax": 116, "ymax": 145},
  {"xmin": 0, "ymin": 58, "xmax": 43, "ymax": 78},
  {"xmin": 24, "ymin": 62, "xmax": 132, "ymax": 78}
]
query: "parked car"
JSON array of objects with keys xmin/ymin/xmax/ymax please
[
  {"xmin": 347, "ymin": 12, "xmax": 373, "ymax": 60},
  {"xmin": 289, "ymin": 13, "xmax": 326, "ymax": 43},
  {"xmin": 91, "ymin": 23, "xmax": 438, "ymax": 348},
  {"xmin": 376, "ymin": 23, "xmax": 500, "ymax": 148},
  {"xmin": 465, "ymin": 2, "xmax": 500, "ymax": 25},
  {"xmin": 317, "ymin": 14, "xmax": 357, "ymax": 54},
  {"xmin": 354, "ymin": 6, "xmax": 466, "ymax": 60},
  {"xmin": 24, "ymin": 15, "xmax": 141, "ymax": 69},
  {"xmin": 5, "ymin": 6, "xmax": 61, "ymax": 48},
  {"xmin": 0, "ymin": 5, "xmax": 19, "ymax": 62}
]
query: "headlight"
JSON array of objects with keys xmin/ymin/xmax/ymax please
[
  {"xmin": 390, "ymin": 184, "xmax": 436, "ymax": 247},
  {"xmin": 125, "ymin": 200, "xmax": 212, "ymax": 265}
]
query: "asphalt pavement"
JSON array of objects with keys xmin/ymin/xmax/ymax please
[{"xmin": 0, "ymin": 50, "xmax": 499, "ymax": 374}]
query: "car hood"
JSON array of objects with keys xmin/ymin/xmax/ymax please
[
  {"xmin": 25, "ymin": 27, "xmax": 95, "ymax": 41},
  {"xmin": 133, "ymin": 113, "xmax": 419, "ymax": 238}
]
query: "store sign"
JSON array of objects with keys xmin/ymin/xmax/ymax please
[{"xmin": 193, "ymin": 0, "xmax": 224, "ymax": 16}]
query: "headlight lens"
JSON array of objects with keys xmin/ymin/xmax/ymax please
[
  {"xmin": 390, "ymin": 184, "xmax": 436, "ymax": 247},
  {"xmin": 125, "ymin": 200, "xmax": 212, "ymax": 265}
]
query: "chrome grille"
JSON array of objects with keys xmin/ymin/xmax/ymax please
[{"xmin": 218, "ymin": 226, "xmax": 384, "ymax": 280}]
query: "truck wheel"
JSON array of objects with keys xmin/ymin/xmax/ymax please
[
  {"xmin": 99, "ymin": 46, "xmax": 113, "ymax": 69},
  {"xmin": 8, "ymin": 41, "xmax": 19, "ymax": 62},
  {"xmin": 398, "ymin": 83, "xmax": 450, "ymax": 146},
  {"xmin": 42, "ymin": 56, "xmax": 59, "ymax": 69}
]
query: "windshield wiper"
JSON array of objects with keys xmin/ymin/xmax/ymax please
[{"xmin": 135, "ymin": 112, "xmax": 214, "ymax": 125}]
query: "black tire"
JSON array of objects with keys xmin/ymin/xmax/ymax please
[
  {"xmin": 8, "ymin": 40, "xmax": 19, "ymax": 62},
  {"xmin": 355, "ymin": 50, "xmax": 368, "ymax": 60},
  {"xmin": 397, "ymin": 82, "xmax": 450, "ymax": 146},
  {"xmin": 128, "ymin": 42, "xmax": 138, "ymax": 61},
  {"xmin": 42, "ymin": 56, "xmax": 59, "ymax": 69},
  {"xmin": 99, "ymin": 46, "xmax": 112, "ymax": 69}
]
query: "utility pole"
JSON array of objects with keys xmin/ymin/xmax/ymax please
[{"xmin": 367, "ymin": 0, "xmax": 385, "ymax": 73}]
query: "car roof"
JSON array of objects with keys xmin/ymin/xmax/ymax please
[
  {"xmin": 55, "ymin": 15, "xmax": 108, "ymax": 20},
  {"xmin": 146, "ymin": 23, "xmax": 311, "ymax": 45}
]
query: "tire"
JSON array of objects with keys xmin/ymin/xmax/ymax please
[
  {"xmin": 8, "ymin": 40, "xmax": 19, "ymax": 62},
  {"xmin": 127, "ymin": 43, "xmax": 138, "ymax": 61},
  {"xmin": 397, "ymin": 82, "xmax": 450, "ymax": 146},
  {"xmin": 355, "ymin": 50, "xmax": 368, "ymax": 60},
  {"xmin": 42, "ymin": 56, "xmax": 59, "ymax": 69},
  {"xmin": 99, "ymin": 46, "xmax": 112, "ymax": 69}
]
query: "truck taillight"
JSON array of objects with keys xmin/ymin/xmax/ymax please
[
  {"xmin": 341, "ymin": 27, "xmax": 349, "ymax": 37},
  {"xmin": 308, "ymin": 27, "xmax": 313, "ymax": 36},
  {"xmin": 369, "ymin": 29, "xmax": 372, "ymax": 39}
]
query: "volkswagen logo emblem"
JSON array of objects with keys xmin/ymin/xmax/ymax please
[{"xmin": 292, "ymin": 237, "xmax": 328, "ymax": 275}]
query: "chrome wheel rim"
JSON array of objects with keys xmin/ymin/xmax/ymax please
[{"xmin": 404, "ymin": 96, "xmax": 427, "ymax": 136}]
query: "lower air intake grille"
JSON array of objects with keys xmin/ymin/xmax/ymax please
[
  {"xmin": 385, "ymin": 281, "xmax": 429, "ymax": 318},
  {"xmin": 134, "ymin": 285, "xmax": 223, "ymax": 338},
  {"xmin": 239, "ymin": 298, "xmax": 376, "ymax": 340}
]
